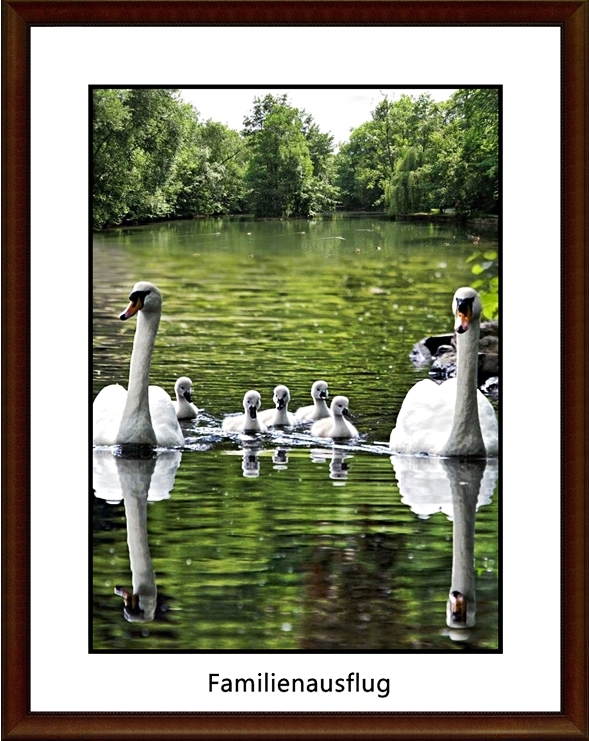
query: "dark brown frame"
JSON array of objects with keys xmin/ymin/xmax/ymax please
[{"xmin": 2, "ymin": 2, "xmax": 587, "ymax": 739}]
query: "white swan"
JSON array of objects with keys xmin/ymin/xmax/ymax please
[
  {"xmin": 93, "ymin": 281, "xmax": 184, "ymax": 448},
  {"xmin": 173, "ymin": 376, "xmax": 198, "ymax": 420},
  {"xmin": 259, "ymin": 385, "xmax": 296, "ymax": 428},
  {"xmin": 222, "ymin": 390, "xmax": 267, "ymax": 433},
  {"xmin": 294, "ymin": 380, "xmax": 330, "ymax": 421},
  {"xmin": 311, "ymin": 395, "xmax": 359, "ymax": 439},
  {"xmin": 389, "ymin": 287, "xmax": 498, "ymax": 457}
]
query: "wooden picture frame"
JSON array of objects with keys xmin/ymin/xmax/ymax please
[{"xmin": 2, "ymin": 2, "xmax": 587, "ymax": 738}]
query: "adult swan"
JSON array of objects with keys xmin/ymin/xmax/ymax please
[
  {"xmin": 390, "ymin": 287, "xmax": 498, "ymax": 457},
  {"xmin": 93, "ymin": 282, "xmax": 184, "ymax": 448}
]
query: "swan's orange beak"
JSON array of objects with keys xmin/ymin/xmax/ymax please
[{"xmin": 119, "ymin": 295, "xmax": 144, "ymax": 321}]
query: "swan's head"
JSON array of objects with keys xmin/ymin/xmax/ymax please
[
  {"xmin": 311, "ymin": 380, "xmax": 329, "ymax": 400},
  {"xmin": 446, "ymin": 589, "xmax": 475, "ymax": 630},
  {"xmin": 175, "ymin": 376, "xmax": 193, "ymax": 403},
  {"xmin": 272, "ymin": 385, "xmax": 290, "ymax": 410},
  {"xmin": 120, "ymin": 281, "xmax": 162, "ymax": 320},
  {"xmin": 330, "ymin": 395, "xmax": 351, "ymax": 419},
  {"xmin": 114, "ymin": 586, "xmax": 155, "ymax": 623},
  {"xmin": 452, "ymin": 287, "xmax": 482, "ymax": 334},
  {"xmin": 243, "ymin": 390, "xmax": 262, "ymax": 419}
]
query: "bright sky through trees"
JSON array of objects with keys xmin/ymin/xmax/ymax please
[{"xmin": 179, "ymin": 88, "xmax": 457, "ymax": 149}]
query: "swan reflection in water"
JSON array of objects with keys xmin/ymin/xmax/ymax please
[
  {"xmin": 93, "ymin": 448, "xmax": 181, "ymax": 622},
  {"xmin": 391, "ymin": 455, "xmax": 498, "ymax": 640}
]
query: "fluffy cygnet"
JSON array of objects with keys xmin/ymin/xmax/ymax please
[
  {"xmin": 173, "ymin": 377, "xmax": 198, "ymax": 420},
  {"xmin": 294, "ymin": 380, "xmax": 330, "ymax": 421},
  {"xmin": 259, "ymin": 385, "xmax": 296, "ymax": 429},
  {"xmin": 310, "ymin": 395, "xmax": 358, "ymax": 439},
  {"xmin": 222, "ymin": 390, "xmax": 266, "ymax": 433}
]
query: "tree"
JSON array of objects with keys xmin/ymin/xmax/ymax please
[
  {"xmin": 335, "ymin": 121, "xmax": 389, "ymax": 210},
  {"xmin": 334, "ymin": 90, "xmax": 498, "ymax": 218},
  {"xmin": 93, "ymin": 89, "xmax": 251, "ymax": 228},
  {"xmin": 385, "ymin": 89, "xmax": 499, "ymax": 216},
  {"xmin": 242, "ymin": 94, "xmax": 337, "ymax": 218},
  {"xmin": 170, "ymin": 118, "xmax": 249, "ymax": 217},
  {"xmin": 93, "ymin": 89, "xmax": 136, "ymax": 228},
  {"xmin": 335, "ymin": 94, "xmax": 439, "ymax": 212},
  {"xmin": 446, "ymin": 88, "xmax": 499, "ymax": 214},
  {"xmin": 93, "ymin": 88, "xmax": 188, "ymax": 228}
]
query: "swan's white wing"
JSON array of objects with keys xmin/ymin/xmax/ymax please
[
  {"xmin": 295, "ymin": 402, "xmax": 331, "ymax": 421},
  {"xmin": 148, "ymin": 386, "xmax": 185, "ymax": 447},
  {"xmin": 93, "ymin": 384, "xmax": 127, "ymax": 445},
  {"xmin": 294, "ymin": 405, "xmax": 316, "ymax": 421},
  {"xmin": 310, "ymin": 417, "xmax": 331, "ymax": 437},
  {"xmin": 259, "ymin": 408, "xmax": 296, "ymax": 427},
  {"xmin": 477, "ymin": 391, "xmax": 499, "ymax": 456},
  {"xmin": 258, "ymin": 408, "xmax": 276, "ymax": 425},
  {"xmin": 390, "ymin": 378, "xmax": 457, "ymax": 455},
  {"xmin": 222, "ymin": 413, "xmax": 246, "ymax": 432},
  {"xmin": 390, "ymin": 379, "xmax": 498, "ymax": 457},
  {"xmin": 310, "ymin": 416, "xmax": 357, "ymax": 439}
]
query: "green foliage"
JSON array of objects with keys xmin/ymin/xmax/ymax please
[
  {"xmin": 93, "ymin": 88, "xmax": 499, "ymax": 229},
  {"xmin": 466, "ymin": 248, "xmax": 499, "ymax": 319},
  {"xmin": 333, "ymin": 89, "xmax": 499, "ymax": 218},
  {"xmin": 242, "ymin": 94, "xmax": 338, "ymax": 218},
  {"xmin": 93, "ymin": 89, "xmax": 187, "ymax": 228},
  {"xmin": 93, "ymin": 89, "xmax": 249, "ymax": 229}
]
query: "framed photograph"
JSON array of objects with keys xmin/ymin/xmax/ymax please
[{"xmin": 2, "ymin": 2, "xmax": 587, "ymax": 739}]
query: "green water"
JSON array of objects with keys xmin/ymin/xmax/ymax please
[{"xmin": 92, "ymin": 214, "xmax": 499, "ymax": 652}]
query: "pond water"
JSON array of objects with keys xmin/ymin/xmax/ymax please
[{"xmin": 92, "ymin": 214, "xmax": 500, "ymax": 652}]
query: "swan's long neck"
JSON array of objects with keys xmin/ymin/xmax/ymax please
[
  {"xmin": 271, "ymin": 405, "xmax": 291, "ymax": 426},
  {"xmin": 443, "ymin": 459, "xmax": 484, "ymax": 629},
  {"xmin": 314, "ymin": 398, "xmax": 330, "ymax": 416},
  {"xmin": 119, "ymin": 458, "xmax": 157, "ymax": 622},
  {"xmin": 116, "ymin": 311, "xmax": 159, "ymax": 446},
  {"xmin": 441, "ymin": 319, "xmax": 485, "ymax": 457}
]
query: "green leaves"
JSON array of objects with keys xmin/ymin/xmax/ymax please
[
  {"xmin": 93, "ymin": 89, "xmax": 251, "ymax": 229},
  {"xmin": 93, "ymin": 88, "xmax": 499, "ymax": 231},
  {"xmin": 468, "ymin": 248, "xmax": 499, "ymax": 320},
  {"xmin": 243, "ymin": 95, "xmax": 337, "ymax": 218}
]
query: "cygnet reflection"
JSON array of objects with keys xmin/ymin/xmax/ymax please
[
  {"xmin": 241, "ymin": 444, "xmax": 261, "ymax": 478},
  {"xmin": 272, "ymin": 447, "xmax": 289, "ymax": 470}
]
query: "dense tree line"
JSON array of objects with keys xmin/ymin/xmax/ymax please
[
  {"xmin": 92, "ymin": 88, "xmax": 498, "ymax": 230},
  {"xmin": 93, "ymin": 89, "xmax": 248, "ymax": 229},
  {"xmin": 337, "ymin": 89, "xmax": 499, "ymax": 216}
]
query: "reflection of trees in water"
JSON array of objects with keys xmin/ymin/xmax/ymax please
[
  {"xmin": 92, "ymin": 441, "xmax": 498, "ymax": 650},
  {"xmin": 299, "ymin": 457, "xmax": 497, "ymax": 649},
  {"xmin": 299, "ymin": 530, "xmax": 410, "ymax": 650}
]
